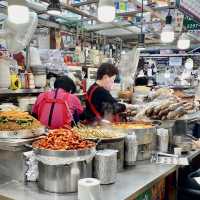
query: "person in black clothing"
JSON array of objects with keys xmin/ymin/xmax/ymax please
[{"xmin": 83, "ymin": 63, "xmax": 128, "ymax": 123}]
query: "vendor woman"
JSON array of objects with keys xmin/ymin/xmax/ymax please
[
  {"xmin": 32, "ymin": 76, "xmax": 83, "ymax": 129},
  {"xmin": 82, "ymin": 63, "xmax": 132, "ymax": 123}
]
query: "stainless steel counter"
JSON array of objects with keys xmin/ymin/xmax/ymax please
[
  {"xmin": 0, "ymin": 150, "xmax": 199, "ymax": 200},
  {"xmin": 0, "ymin": 163, "xmax": 177, "ymax": 200}
]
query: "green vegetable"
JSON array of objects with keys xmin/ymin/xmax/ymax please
[
  {"xmin": 0, "ymin": 116, "xmax": 8, "ymax": 124},
  {"xmin": 16, "ymin": 119, "xmax": 33, "ymax": 127}
]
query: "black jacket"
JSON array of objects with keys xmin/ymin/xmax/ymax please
[{"xmin": 83, "ymin": 83, "xmax": 126, "ymax": 122}]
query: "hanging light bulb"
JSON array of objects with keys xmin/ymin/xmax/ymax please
[
  {"xmin": 164, "ymin": 70, "xmax": 170, "ymax": 79},
  {"xmin": 98, "ymin": 0, "xmax": 115, "ymax": 23},
  {"xmin": 185, "ymin": 58, "xmax": 193, "ymax": 70},
  {"xmin": 161, "ymin": 24, "xmax": 174, "ymax": 43},
  {"xmin": 8, "ymin": 5, "xmax": 29, "ymax": 24},
  {"xmin": 177, "ymin": 33, "xmax": 190, "ymax": 50},
  {"xmin": 121, "ymin": 50, "xmax": 126, "ymax": 55},
  {"xmin": 161, "ymin": 10, "xmax": 174, "ymax": 43},
  {"xmin": 47, "ymin": 0, "xmax": 62, "ymax": 16}
]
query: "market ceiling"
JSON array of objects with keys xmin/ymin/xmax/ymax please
[{"xmin": 1, "ymin": 0, "xmax": 200, "ymax": 49}]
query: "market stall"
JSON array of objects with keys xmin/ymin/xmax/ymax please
[{"xmin": 0, "ymin": 0, "xmax": 200, "ymax": 200}]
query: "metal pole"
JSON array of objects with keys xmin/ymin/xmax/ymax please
[{"xmin": 26, "ymin": 44, "xmax": 30, "ymax": 70}]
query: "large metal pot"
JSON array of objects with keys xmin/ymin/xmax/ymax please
[
  {"xmin": 125, "ymin": 127, "xmax": 156, "ymax": 161},
  {"xmin": 38, "ymin": 160, "xmax": 92, "ymax": 193},
  {"xmin": 0, "ymin": 126, "xmax": 45, "ymax": 139},
  {"xmin": 33, "ymin": 147, "xmax": 96, "ymax": 193},
  {"xmin": 111, "ymin": 123, "xmax": 156, "ymax": 161}
]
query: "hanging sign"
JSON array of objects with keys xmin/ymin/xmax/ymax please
[
  {"xmin": 177, "ymin": 0, "xmax": 200, "ymax": 23},
  {"xmin": 183, "ymin": 16, "xmax": 200, "ymax": 31}
]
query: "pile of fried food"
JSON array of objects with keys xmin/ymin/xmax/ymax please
[
  {"xmin": 0, "ymin": 110, "xmax": 41, "ymax": 131},
  {"xmin": 32, "ymin": 128, "xmax": 95, "ymax": 151},
  {"xmin": 133, "ymin": 87, "xmax": 195, "ymax": 121},
  {"xmin": 144, "ymin": 99, "xmax": 194, "ymax": 120},
  {"xmin": 112, "ymin": 121, "xmax": 153, "ymax": 129},
  {"xmin": 73, "ymin": 125, "xmax": 125, "ymax": 139}
]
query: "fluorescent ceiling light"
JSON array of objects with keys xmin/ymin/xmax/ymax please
[{"xmin": 98, "ymin": 0, "xmax": 115, "ymax": 23}]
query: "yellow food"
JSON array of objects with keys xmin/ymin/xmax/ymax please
[
  {"xmin": 73, "ymin": 125, "xmax": 125, "ymax": 139},
  {"xmin": 0, "ymin": 110, "xmax": 42, "ymax": 131},
  {"xmin": 112, "ymin": 122, "xmax": 153, "ymax": 129},
  {"xmin": 0, "ymin": 111, "xmax": 33, "ymax": 121}
]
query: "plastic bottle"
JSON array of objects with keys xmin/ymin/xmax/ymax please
[{"xmin": 124, "ymin": 132, "xmax": 138, "ymax": 166}]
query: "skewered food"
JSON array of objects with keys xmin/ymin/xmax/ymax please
[
  {"xmin": 32, "ymin": 128, "xmax": 95, "ymax": 151},
  {"xmin": 0, "ymin": 110, "xmax": 41, "ymax": 131},
  {"xmin": 73, "ymin": 125, "xmax": 125, "ymax": 139}
]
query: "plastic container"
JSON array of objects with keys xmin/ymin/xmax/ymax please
[
  {"xmin": 0, "ymin": 58, "xmax": 11, "ymax": 89},
  {"xmin": 34, "ymin": 74, "xmax": 46, "ymax": 88},
  {"xmin": 157, "ymin": 128, "xmax": 169, "ymax": 153},
  {"xmin": 94, "ymin": 149, "xmax": 118, "ymax": 185},
  {"xmin": 124, "ymin": 132, "xmax": 138, "ymax": 166}
]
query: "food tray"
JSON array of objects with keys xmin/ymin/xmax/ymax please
[
  {"xmin": 0, "ymin": 126, "xmax": 45, "ymax": 139},
  {"xmin": 0, "ymin": 135, "xmax": 45, "ymax": 147}
]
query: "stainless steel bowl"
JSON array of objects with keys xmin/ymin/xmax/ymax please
[
  {"xmin": 38, "ymin": 160, "xmax": 93, "ymax": 193},
  {"xmin": 33, "ymin": 146, "xmax": 96, "ymax": 158}
]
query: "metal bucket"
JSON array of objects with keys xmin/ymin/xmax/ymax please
[
  {"xmin": 96, "ymin": 137, "xmax": 125, "ymax": 172},
  {"xmin": 38, "ymin": 160, "xmax": 92, "ymax": 193}
]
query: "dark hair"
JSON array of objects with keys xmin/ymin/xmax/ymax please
[
  {"xmin": 54, "ymin": 76, "xmax": 76, "ymax": 93},
  {"xmin": 135, "ymin": 77, "xmax": 148, "ymax": 86},
  {"xmin": 97, "ymin": 63, "xmax": 119, "ymax": 80}
]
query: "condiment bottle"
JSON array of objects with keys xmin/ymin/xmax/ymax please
[{"xmin": 124, "ymin": 132, "xmax": 138, "ymax": 166}]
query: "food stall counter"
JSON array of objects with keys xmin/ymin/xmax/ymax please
[{"xmin": 0, "ymin": 162, "xmax": 177, "ymax": 200}]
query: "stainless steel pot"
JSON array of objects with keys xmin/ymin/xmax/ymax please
[
  {"xmin": 112, "ymin": 126, "xmax": 156, "ymax": 161},
  {"xmin": 95, "ymin": 137, "xmax": 125, "ymax": 172},
  {"xmin": 33, "ymin": 146, "xmax": 96, "ymax": 193},
  {"xmin": 0, "ymin": 126, "xmax": 45, "ymax": 139},
  {"xmin": 38, "ymin": 160, "xmax": 92, "ymax": 193}
]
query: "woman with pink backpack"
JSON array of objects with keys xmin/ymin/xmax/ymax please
[{"xmin": 32, "ymin": 76, "xmax": 83, "ymax": 129}]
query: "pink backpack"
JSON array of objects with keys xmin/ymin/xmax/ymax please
[{"xmin": 37, "ymin": 89, "xmax": 71, "ymax": 129}]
